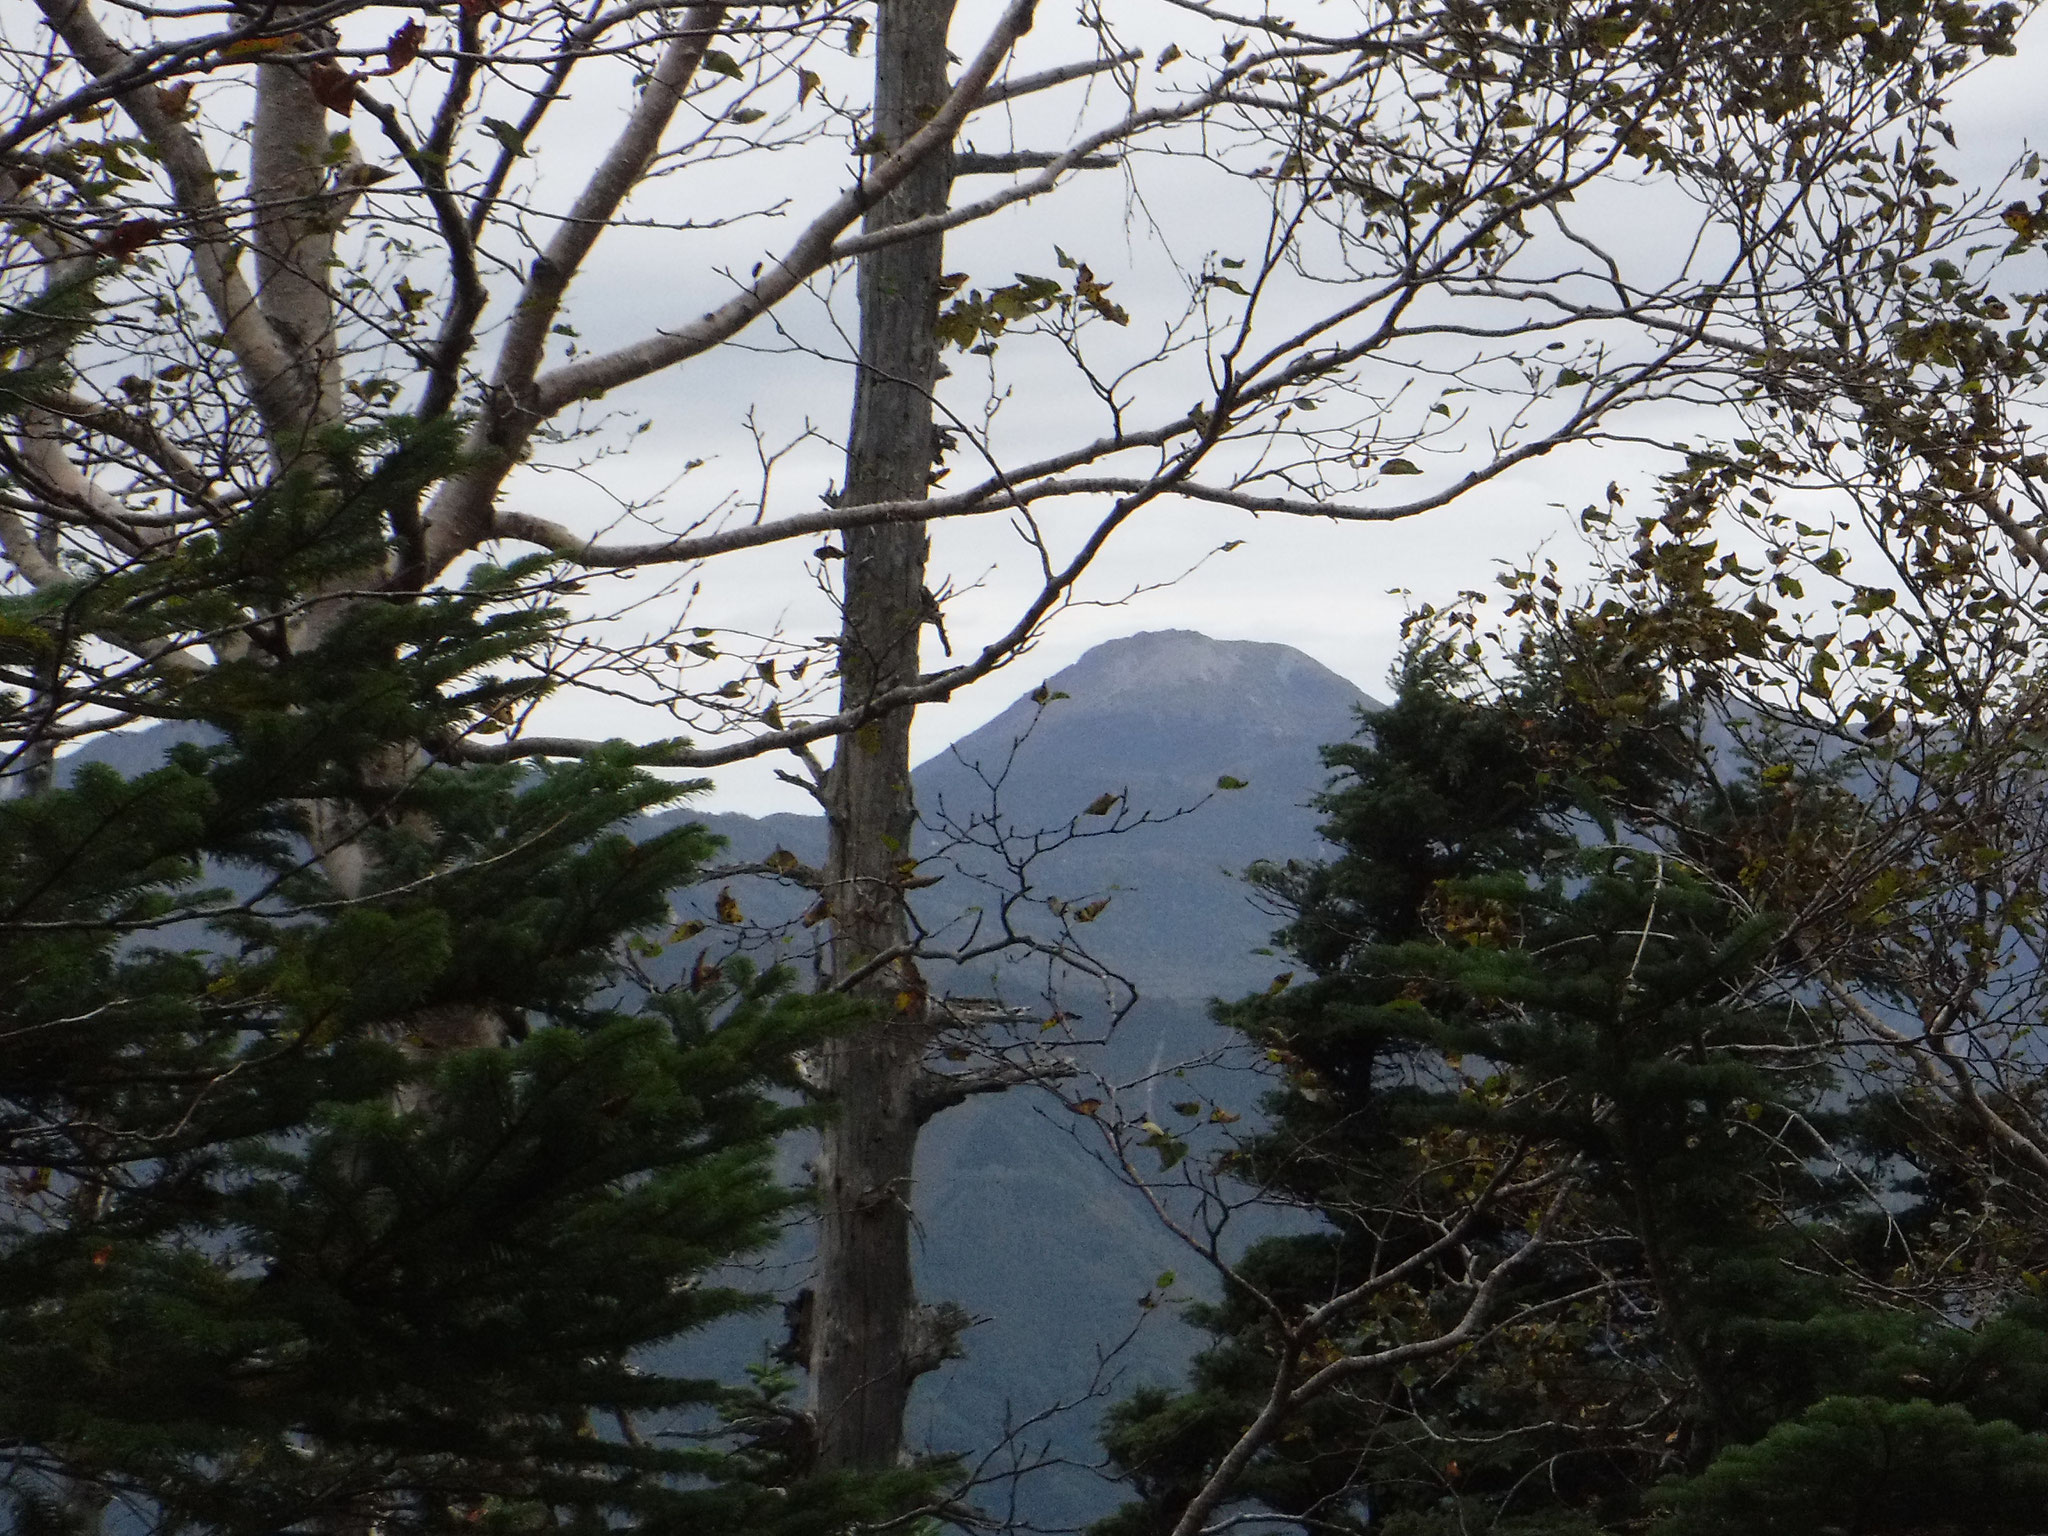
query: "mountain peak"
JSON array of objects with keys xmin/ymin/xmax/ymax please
[
  {"xmin": 1054, "ymin": 628, "xmax": 1353, "ymax": 692},
  {"xmin": 963, "ymin": 629, "xmax": 1374, "ymax": 749}
]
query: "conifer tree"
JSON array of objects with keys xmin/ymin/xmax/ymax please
[
  {"xmin": 0, "ymin": 418, "xmax": 929, "ymax": 1534},
  {"xmin": 1097, "ymin": 635, "xmax": 2048, "ymax": 1536}
]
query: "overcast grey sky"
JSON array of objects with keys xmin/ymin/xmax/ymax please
[{"xmin": 415, "ymin": 2, "xmax": 2048, "ymax": 817}]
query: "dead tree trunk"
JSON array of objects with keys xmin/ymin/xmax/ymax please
[{"xmin": 810, "ymin": 0, "xmax": 958, "ymax": 1474}]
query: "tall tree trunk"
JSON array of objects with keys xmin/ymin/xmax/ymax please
[
  {"xmin": 811, "ymin": 0, "xmax": 957, "ymax": 1473},
  {"xmin": 250, "ymin": 46, "xmax": 342, "ymax": 447}
]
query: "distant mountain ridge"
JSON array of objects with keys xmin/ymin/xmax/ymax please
[
  {"xmin": 678, "ymin": 629, "xmax": 1375, "ymax": 1002},
  {"xmin": 657, "ymin": 632, "xmax": 1373, "ymax": 1523}
]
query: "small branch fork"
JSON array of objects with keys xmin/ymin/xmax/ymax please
[
  {"xmin": 1163, "ymin": 1177, "xmax": 1576, "ymax": 1536},
  {"xmin": 416, "ymin": 0, "xmax": 1047, "ymax": 570}
]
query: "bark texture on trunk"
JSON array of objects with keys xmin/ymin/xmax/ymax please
[
  {"xmin": 251, "ymin": 48, "xmax": 342, "ymax": 442},
  {"xmin": 810, "ymin": 0, "xmax": 958, "ymax": 1473}
]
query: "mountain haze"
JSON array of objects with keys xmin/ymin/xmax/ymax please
[
  {"xmin": 665, "ymin": 632, "xmax": 1373, "ymax": 1523},
  {"xmin": 678, "ymin": 630, "xmax": 1374, "ymax": 1002}
]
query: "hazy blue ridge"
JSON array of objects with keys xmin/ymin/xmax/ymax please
[
  {"xmin": 657, "ymin": 633, "xmax": 1373, "ymax": 1525},
  {"xmin": 672, "ymin": 629, "xmax": 1375, "ymax": 1002}
]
